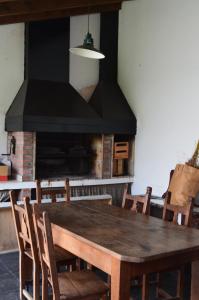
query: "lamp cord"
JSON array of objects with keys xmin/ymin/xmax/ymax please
[
  {"xmin": 88, "ymin": 14, "xmax": 90, "ymax": 33},
  {"xmin": 87, "ymin": 0, "xmax": 90, "ymax": 33}
]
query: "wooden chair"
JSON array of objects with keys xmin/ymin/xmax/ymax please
[
  {"xmin": 36, "ymin": 178, "xmax": 70, "ymax": 203},
  {"xmin": 122, "ymin": 185, "xmax": 152, "ymax": 300},
  {"xmin": 156, "ymin": 192, "xmax": 194, "ymax": 300},
  {"xmin": 122, "ymin": 184, "xmax": 152, "ymax": 215},
  {"xmin": 10, "ymin": 191, "xmax": 78, "ymax": 299},
  {"xmin": 33, "ymin": 204, "xmax": 109, "ymax": 300},
  {"xmin": 10, "ymin": 190, "xmax": 40, "ymax": 300},
  {"xmin": 36, "ymin": 179, "xmax": 80, "ymax": 270}
]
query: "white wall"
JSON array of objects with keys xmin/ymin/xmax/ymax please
[
  {"xmin": 118, "ymin": 0, "xmax": 199, "ymax": 196},
  {"xmin": 0, "ymin": 15, "xmax": 100, "ymax": 156},
  {"xmin": 70, "ymin": 14, "xmax": 100, "ymax": 90},
  {"xmin": 0, "ymin": 24, "xmax": 24, "ymax": 154}
]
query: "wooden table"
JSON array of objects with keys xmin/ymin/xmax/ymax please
[{"xmin": 38, "ymin": 200, "xmax": 199, "ymax": 300}]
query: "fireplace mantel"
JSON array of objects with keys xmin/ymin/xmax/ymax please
[
  {"xmin": 0, "ymin": 176, "xmax": 134, "ymax": 191},
  {"xmin": 0, "ymin": 176, "xmax": 134, "ymax": 209}
]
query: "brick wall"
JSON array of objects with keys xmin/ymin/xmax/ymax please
[{"xmin": 8, "ymin": 132, "xmax": 35, "ymax": 181}]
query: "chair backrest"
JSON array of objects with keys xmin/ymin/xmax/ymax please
[
  {"xmin": 162, "ymin": 192, "xmax": 194, "ymax": 226},
  {"xmin": 36, "ymin": 178, "xmax": 70, "ymax": 203},
  {"xmin": 122, "ymin": 185, "xmax": 152, "ymax": 215},
  {"xmin": 34, "ymin": 204, "xmax": 60, "ymax": 299},
  {"xmin": 162, "ymin": 169, "xmax": 174, "ymax": 198},
  {"xmin": 10, "ymin": 191, "xmax": 38, "ymax": 262}
]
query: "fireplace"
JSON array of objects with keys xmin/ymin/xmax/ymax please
[
  {"xmin": 8, "ymin": 131, "xmax": 134, "ymax": 181},
  {"xmin": 5, "ymin": 13, "xmax": 136, "ymax": 184}
]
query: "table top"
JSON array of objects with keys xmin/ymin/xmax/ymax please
[{"xmin": 38, "ymin": 200, "xmax": 199, "ymax": 263}]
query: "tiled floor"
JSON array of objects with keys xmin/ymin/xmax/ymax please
[
  {"xmin": 0, "ymin": 252, "xmax": 19, "ymax": 300},
  {"xmin": 0, "ymin": 251, "xmax": 191, "ymax": 300}
]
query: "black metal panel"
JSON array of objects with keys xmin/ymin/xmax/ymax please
[
  {"xmin": 89, "ymin": 12, "xmax": 137, "ymax": 135},
  {"xmin": 90, "ymin": 81, "xmax": 136, "ymax": 134},
  {"xmin": 22, "ymin": 119, "xmax": 135, "ymax": 134},
  {"xmin": 25, "ymin": 18, "xmax": 69, "ymax": 82},
  {"xmin": 23, "ymin": 80, "xmax": 99, "ymax": 118},
  {"xmin": 5, "ymin": 79, "xmax": 102, "ymax": 132},
  {"xmin": 99, "ymin": 11, "xmax": 118, "ymax": 82}
]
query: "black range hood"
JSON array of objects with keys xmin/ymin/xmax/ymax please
[
  {"xmin": 5, "ymin": 18, "xmax": 103, "ymax": 133},
  {"xmin": 6, "ymin": 79, "xmax": 104, "ymax": 133},
  {"xmin": 89, "ymin": 12, "xmax": 136, "ymax": 135},
  {"xmin": 5, "ymin": 14, "xmax": 137, "ymax": 134}
]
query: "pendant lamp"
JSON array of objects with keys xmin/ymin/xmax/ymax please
[{"xmin": 69, "ymin": 15, "xmax": 105, "ymax": 60}]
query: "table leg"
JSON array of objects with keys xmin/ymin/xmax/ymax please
[
  {"xmin": 111, "ymin": 258, "xmax": 131, "ymax": 300},
  {"xmin": 142, "ymin": 274, "xmax": 150, "ymax": 300},
  {"xmin": 191, "ymin": 261, "xmax": 199, "ymax": 300}
]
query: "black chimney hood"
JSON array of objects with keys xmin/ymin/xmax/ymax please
[
  {"xmin": 5, "ymin": 15, "xmax": 136, "ymax": 134},
  {"xmin": 89, "ymin": 11, "xmax": 136, "ymax": 135},
  {"xmin": 5, "ymin": 18, "xmax": 103, "ymax": 133}
]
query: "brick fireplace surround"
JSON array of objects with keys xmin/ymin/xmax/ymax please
[
  {"xmin": 8, "ymin": 132, "xmax": 129, "ymax": 181},
  {"xmin": 7, "ymin": 131, "xmax": 133, "ymax": 202},
  {"xmin": 8, "ymin": 132, "xmax": 36, "ymax": 181}
]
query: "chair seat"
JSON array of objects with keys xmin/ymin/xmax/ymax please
[
  {"xmin": 54, "ymin": 245, "xmax": 76, "ymax": 262},
  {"xmin": 58, "ymin": 270, "xmax": 109, "ymax": 300}
]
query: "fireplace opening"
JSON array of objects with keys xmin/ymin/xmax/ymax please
[{"xmin": 36, "ymin": 133, "xmax": 97, "ymax": 179}]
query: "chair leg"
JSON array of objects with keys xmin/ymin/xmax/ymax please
[
  {"xmin": 33, "ymin": 261, "xmax": 40, "ymax": 300},
  {"xmin": 19, "ymin": 253, "xmax": 33, "ymax": 300},
  {"xmin": 156, "ymin": 272, "xmax": 160, "ymax": 299},
  {"xmin": 76, "ymin": 258, "xmax": 81, "ymax": 271},
  {"xmin": 19, "ymin": 252, "xmax": 26, "ymax": 300},
  {"xmin": 69, "ymin": 260, "xmax": 77, "ymax": 271},
  {"xmin": 142, "ymin": 274, "xmax": 150, "ymax": 300},
  {"xmin": 107, "ymin": 275, "xmax": 111, "ymax": 287},
  {"xmin": 42, "ymin": 269, "xmax": 48, "ymax": 300},
  {"xmin": 176, "ymin": 266, "xmax": 184, "ymax": 300}
]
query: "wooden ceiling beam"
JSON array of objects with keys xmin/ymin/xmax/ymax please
[{"xmin": 0, "ymin": 1, "xmax": 122, "ymax": 25}]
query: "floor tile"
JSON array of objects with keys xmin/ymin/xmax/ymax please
[
  {"xmin": 0, "ymin": 252, "xmax": 19, "ymax": 278},
  {"xmin": 0, "ymin": 272, "xmax": 18, "ymax": 292},
  {"xmin": 0, "ymin": 291, "xmax": 19, "ymax": 300},
  {"xmin": 0, "ymin": 260, "xmax": 7, "ymax": 274}
]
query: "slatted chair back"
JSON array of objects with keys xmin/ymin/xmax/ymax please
[
  {"xmin": 156, "ymin": 193, "xmax": 195, "ymax": 300},
  {"xmin": 34, "ymin": 204, "xmax": 60, "ymax": 299},
  {"xmin": 162, "ymin": 192, "xmax": 194, "ymax": 227},
  {"xmin": 36, "ymin": 178, "xmax": 70, "ymax": 204},
  {"xmin": 10, "ymin": 191, "xmax": 40, "ymax": 299},
  {"xmin": 10, "ymin": 191, "xmax": 38, "ymax": 259},
  {"xmin": 122, "ymin": 185, "xmax": 152, "ymax": 215}
]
